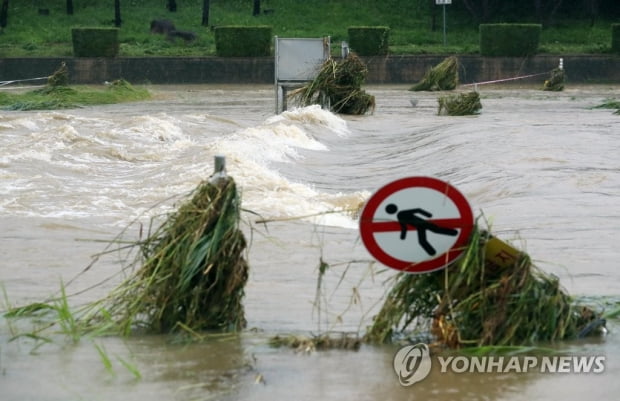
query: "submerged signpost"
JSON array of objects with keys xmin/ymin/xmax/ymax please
[{"xmin": 436, "ymin": 0, "xmax": 451, "ymax": 46}]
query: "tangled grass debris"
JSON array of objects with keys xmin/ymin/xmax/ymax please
[
  {"xmin": 438, "ymin": 91, "xmax": 482, "ymax": 116},
  {"xmin": 289, "ymin": 53, "xmax": 375, "ymax": 115},
  {"xmin": 364, "ymin": 226, "xmax": 605, "ymax": 348},
  {"xmin": 5, "ymin": 177, "xmax": 249, "ymax": 336},
  {"xmin": 410, "ymin": 56, "xmax": 459, "ymax": 92},
  {"xmin": 0, "ymin": 63, "xmax": 150, "ymax": 111},
  {"xmin": 543, "ymin": 67, "xmax": 565, "ymax": 91}
]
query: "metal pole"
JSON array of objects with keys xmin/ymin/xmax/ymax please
[
  {"xmin": 210, "ymin": 155, "xmax": 227, "ymax": 183},
  {"xmin": 443, "ymin": 5, "xmax": 446, "ymax": 46}
]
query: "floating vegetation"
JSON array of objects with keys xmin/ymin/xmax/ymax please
[
  {"xmin": 365, "ymin": 227, "xmax": 605, "ymax": 348},
  {"xmin": 5, "ymin": 176, "xmax": 249, "ymax": 336},
  {"xmin": 289, "ymin": 53, "xmax": 375, "ymax": 115},
  {"xmin": 270, "ymin": 333, "xmax": 362, "ymax": 353},
  {"xmin": 438, "ymin": 91, "xmax": 482, "ymax": 116},
  {"xmin": 410, "ymin": 56, "xmax": 459, "ymax": 91},
  {"xmin": 0, "ymin": 63, "xmax": 150, "ymax": 111},
  {"xmin": 593, "ymin": 99, "xmax": 620, "ymax": 115},
  {"xmin": 543, "ymin": 67, "xmax": 565, "ymax": 91}
]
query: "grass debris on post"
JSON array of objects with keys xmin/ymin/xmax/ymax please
[
  {"xmin": 79, "ymin": 158, "xmax": 250, "ymax": 335},
  {"xmin": 4, "ymin": 157, "xmax": 249, "ymax": 338},
  {"xmin": 438, "ymin": 91, "xmax": 482, "ymax": 116},
  {"xmin": 410, "ymin": 56, "xmax": 459, "ymax": 92},
  {"xmin": 289, "ymin": 53, "xmax": 375, "ymax": 115},
  {"xmin": 365, "ymin": 226, "xmax": 605, "ymax": 348},
  {"xmin": 47, "ymin": 62, "xmax": 69, "ymax": 87},
  {"xmin": 543, "ymin": 67, "xmax": 565, "ymax": 91}
]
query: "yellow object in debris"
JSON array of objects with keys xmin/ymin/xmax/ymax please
[{"xmin": 485, "ymin": 236, "xmax": 521, "ymax": 268}]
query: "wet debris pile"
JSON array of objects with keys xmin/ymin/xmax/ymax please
[
  {"xmin": 543, "ymin": 67, "xmax": 565, "ymax": 91},
  {"xmin": 438, "ymin": 91, "xmax": 482, "ymax": 116},
  {"xmin": 365, "ymin": 227, "xmax": 605, "ymax": 348},
  {"xmin": 47, "ymin": 61, "xmax": 69, "ymax": 87},
  {"xmin": 6, "ymin": 176, "xmax": 250, "ymax": 336},
  {"xmin": 0, "ymin": 63, "xmax": 150, "ymax": 111},
  {"xmin": 97, "ymin": 176, "xmax": 250, "ymax": 334},
  {"xmin": 410, "ymin": 56, "xmax": 459, "ymax": 92},
  {"xmin": 289, "ymin": 53, "xmax": 375, "ymax": 115}
]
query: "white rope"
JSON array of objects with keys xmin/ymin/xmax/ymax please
[
  {"xmin": 461, "ymin": 71, "xmax": 551, "ymax": 88},
  {"xmin": 0, "ymin": 76, "xmax": 50, "ymax": 87}
]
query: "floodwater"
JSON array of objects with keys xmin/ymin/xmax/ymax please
[{"xmin": 0, "ymin": 84, "xmax": 619, "ymax": 400}]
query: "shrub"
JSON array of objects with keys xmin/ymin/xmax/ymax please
[
  {"xmin": 72, "ymin": 28, "xmax": 119, "ymax": 57},
  {"xmin": 214, "ymin": 26, "xmax": 272, "ymax": 57},
  {"xmin": 479, "ymin": 24, "xmax": 542, "ymax": 57},
  {"xmin": 347, "ymin": 26, "xmax": 390, "ymax": 56}
]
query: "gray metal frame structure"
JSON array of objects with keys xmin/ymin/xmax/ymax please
[{"xmin": 274, "ymin": 36, "xmax": 331, "ymax": 114}]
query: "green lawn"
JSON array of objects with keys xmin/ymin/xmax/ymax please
[{"xmin": 0, "ymin": 0, "xmax": 616, "ymax": 57}]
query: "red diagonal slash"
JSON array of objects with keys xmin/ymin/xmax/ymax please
[{"xmin": 368, "ymin": 218, "xmax": 466, "ymax": 232}]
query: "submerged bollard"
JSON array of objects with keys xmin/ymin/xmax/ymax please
[{"xmin": 210, "ymin": 155, "xmax": 227, "ymax": 183}]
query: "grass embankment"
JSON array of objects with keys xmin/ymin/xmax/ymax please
[{"xmin": 0, "ymin": 0, "xmax": 615, "ymax": 57}]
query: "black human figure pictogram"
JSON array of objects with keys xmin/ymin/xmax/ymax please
[{"xmin": 385, "ymin": 203, "xmax": 458, "ymax": 256}]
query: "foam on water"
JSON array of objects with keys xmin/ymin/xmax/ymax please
[
  {"xmin": 0, "ymin": 104, "xmax": 364, "ymax": 229},
  {"xmin": 266, "ymin": 104, "xmax": 350, "ymax": 137},
  {"xmin": 211, "ymin": 105, "xmax": 362, "ymax": 228}
]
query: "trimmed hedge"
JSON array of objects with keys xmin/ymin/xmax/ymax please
[
  {"xmin": 612, "ymin": 24, "xmax": 620, "ymax": 54},
  {"xmin": 348, "ymin": 26, "xmax": 390, "ymax": 56},
  {"xmin": 214, "ymin": 26, "xmax": 272, "ymax": 57},
  {"xmin": 479, "ymin": 24, "xmax": 541, "ymax": 57},
  {"xmin": 72, "ymin": 28, "xmax": 119, "ymax": 57}
]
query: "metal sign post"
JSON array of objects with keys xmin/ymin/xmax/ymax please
[{"xmin": 435, "ymin": 0, "xmax": 451, "ymax": 46}]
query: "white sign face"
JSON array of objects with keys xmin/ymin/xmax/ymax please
[
  {"xmin": 371, "ymin": 187, "xmax": 461, "ymax": 263},
  {"xmin": 436, "ymin": 0, "xmax": 452, "ymax": 4},
  {"xmin": 275, "ymin": 38, "xmax": 329, "ymax": 81},
  {"xmin": 359, "ymin": 176, "xmax": 474, "ymax": 274}
]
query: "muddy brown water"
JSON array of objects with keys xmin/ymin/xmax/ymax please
[{"xmin": 1, "ymin": 84, "xmax": 619, "ymax": 400}]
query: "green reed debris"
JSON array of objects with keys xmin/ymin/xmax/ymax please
[
  {"xmin": 0, "ymin": 63, "xmax": 150, "ymax": 111},
  {"xmin": 289, "ymin": 53, "xmax": 375, "ymax": 115},
  {"xmin": 410, "ymin": 56, "xmax": 459, "ymax": 91},
  {"xmin": 87, "ymin": 176, "xmax": 250, "ymax": 334},
  {"xmin": 438, "ymin": 91, "xmax": 482, "ymax": 116},
  {"xmin": 4, "ymin": 177, "xmax": 249, "ymax": 337},
  {"xmin": 593, "ymin": 99, "xmax": 620, "ymax": 115},
  {"xmin": 543, "ymin": 67, "xmax": 565, "ymax": 91},
  {"xmin": 365, "ymin": 226, "xmax": 604, "ymax": 348}
]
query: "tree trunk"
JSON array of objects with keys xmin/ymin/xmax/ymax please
[
  {"xmin": 114, "ymin": 0, "xmax": 121, "ymax": 27},
  {"xmin": 461, "ymin": 0, "xmax": 496, "ymax": 23},
  {"xmin": 67, "ymin": 0, "xmax": 73, "ymax": 15},
  {"xmin": 534, "ymin": 0, "xmax": 565, "ymax": 27},
  {"xmin": 584, "ymin": 0, "xmax": 599, "ymax": 26},
  {"xmin": 430, "ymin": 0, "xmax": 437, "ymax": 31},
  {"xmin": 253, "ymin": 0, "xmax": 260, "ymax": 16},
  {"xmin": 202, "ymin": 0, "xmax": 210, "ymax": 26},
  {"xmin": 0, "ymin": 0, "xmax": 8, "ymax": 29},
  {"xmin": 168, "ymin": 0, "xmax": 177, "ymax": 12}
]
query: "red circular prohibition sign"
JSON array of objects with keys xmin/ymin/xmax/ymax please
[{"xmin": 359, "ymin": 176, "xmax": 474, "ymax": 273}]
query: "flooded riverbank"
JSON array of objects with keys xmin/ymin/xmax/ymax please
[{"xmin": 1, "ymin": 84, "xmax": 619, "ymax": 400}]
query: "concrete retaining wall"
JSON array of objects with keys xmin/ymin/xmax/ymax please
[{"xmin": 1, "ymin": 55, "xmax": 619, "ymax": 85}]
